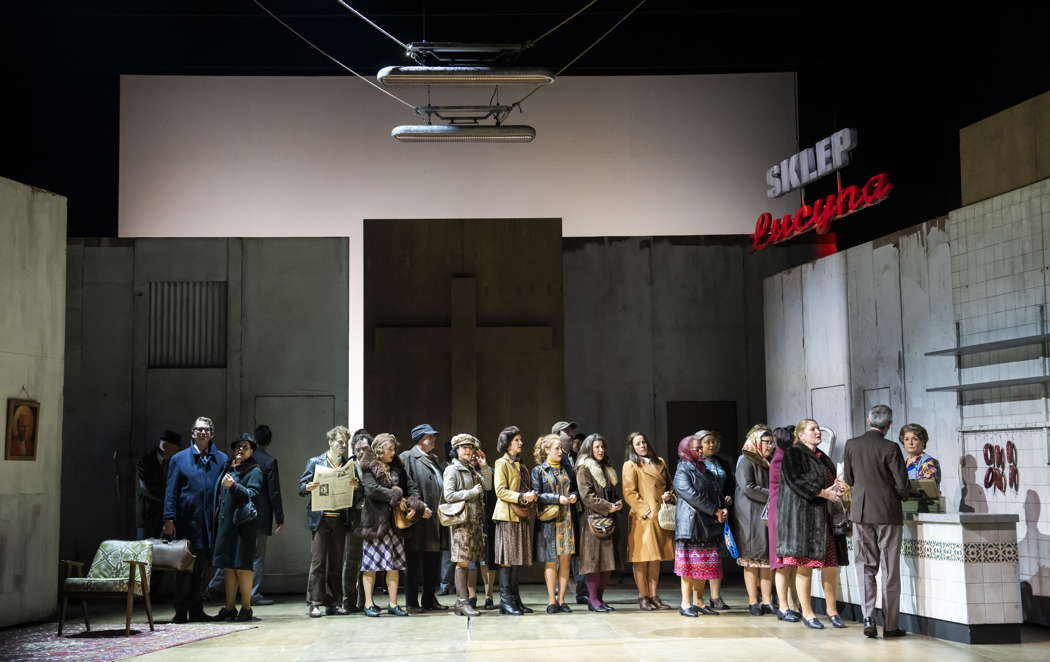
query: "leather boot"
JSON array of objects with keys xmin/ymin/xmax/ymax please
[
  {"xmin": 498, "ymin": 567, "xmax": 522, "ymax": 615},
  {"xmin": 454, "ymin": 567, "xmax": 481, "ymax": 616},
  {"xmin": 510, "ymin": 566, "xmax": 532, "ymax": 613}
]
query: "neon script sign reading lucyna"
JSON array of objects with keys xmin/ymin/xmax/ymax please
[{"xmin": 751, "ymin": 172, "xmax": 894, "ymax": 250}]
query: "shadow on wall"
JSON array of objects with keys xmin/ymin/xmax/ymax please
[
  {"xmin": 1020, "ymin": 489, "xmax": 1050, "ymax": 626},
  {"xmin": 959, "ymin": 454, "xmax": 988, "ymax": 513}
]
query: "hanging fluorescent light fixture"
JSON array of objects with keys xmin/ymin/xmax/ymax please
[
  {"xmin": 378, "ymin": 66, "xmax": 554, "ymax": 87},
  {"xmin": 391, "ymin": 125, "xmax": 536, "ymax": 143}
]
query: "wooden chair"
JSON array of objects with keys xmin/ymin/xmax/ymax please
[{"xmin": 58, "ymin": 539, "xmax": 154, "ymax": 636}]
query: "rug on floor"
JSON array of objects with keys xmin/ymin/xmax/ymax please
[{"xmin": 0, "ymin": 622, "xmax": 256, "ymax": 661}]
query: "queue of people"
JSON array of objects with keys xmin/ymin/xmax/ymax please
[{"xmin": 154, "ymin": 405, "xmax": 924, "ymax": 640}]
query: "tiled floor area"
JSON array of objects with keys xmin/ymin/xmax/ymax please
[{"xmin": 62, "ymin": 585, "xmax": 1050, "ymax": 661}]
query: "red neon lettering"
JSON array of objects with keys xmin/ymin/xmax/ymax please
[{"xmin": 750, "ymin": 173, "xmax": 893, "ymax": 250}]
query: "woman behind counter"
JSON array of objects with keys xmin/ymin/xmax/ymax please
[
  {"xmin": 900, "ymin": 423, "xmax": 941, "ymax": 484},
  {"xmin": 531, "ymin": 434, "xmax": 578, "ymax": 614},
  {"xmin": 212, "ymin": 433, "xmax": 264, "ymax": 622},
  {"xmin": 777, "ymin": 419, "xmax": 849, "ymax": 630},
  {"xmin": 621, "ymin": 431, "xmax": 674, "ymax": 611},
  {"xmin": 576, "ymin": 433, "xmax": 624, "ymax": 612},
  {"xmin": 734, "ymin": 425, "xmax": 775, "ymax": 616},
  {"xmin": 442, "ymin": 434, "xmax": 486, "ymax": 617}
]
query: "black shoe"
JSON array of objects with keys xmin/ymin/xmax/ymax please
[
  {"xmin": 215, "ymin": 607, "xmax": 238, "ymax": 622},
  {"xmin": 423, "ymin": 601, "xmax": 450, "ymax": 611},
  {"xmin": 172, "ymin": 611, "xmax": 189, "ymax": 624},
  {"xmin": 883, "ymin": 628, "xmax": 907, "ymax": 638},
  {"xmin": 829, "ymin": 614, "xmax": 846, "ymax": 628},
  {"xmin": 546, "ymin": 604, "xmax": 560, "ymax": 614},
  {"xmin": 516, "ymin": 598, "xmax": 534, "ymax": 614},
  {"xmin": 576, "ymin": 596, "xmax": 589, "ymax": 605},
  {"xmin": 863, "ymin": 617, "xmax": 877, "ymax": 638},
  {"xmin": 387, "ymin": 605, "xmax": 409, "ymax": 616},
  {"xmin": 484, "ymin": 597, "xmax": 495, "ymax": 610},
  {"xmin": 760, "ymin": 603, "xmax": 775, "ymax": 615},
  {"xmin": 499, "ymin": 600, "xmax": 523, "ymax": 616},
  {"xmin": 188, "ymin": 610, "xmax": 215, "ymax": 622},
  {"xmin": 327, "ymin": 606, "xmax": 350, "ymax": 616},
  {"xmin": 254, "ymin": 597, "xmax": 276, "ymax": 606},
  {"xmin": 235, "ymin": 607, "xmax": 254, "ymax": 622},
  {"xmin": 709, "ymin": 597, "xmax": 730, "ymax": 610},
  {"xmin": 748, "ymin": 603, "xmax": 762, "ymax": 616},
  {"xmin": 803, "ymin": 617, "xmax": 825, "ymax": 629},
  {"xmin": 777, "ymin": 609, "xmax": 800, "ymax": 622},
  {"xmin": 599, "ymin": 601, "xmax": 615, "ymax": 612},
  {"xmin": 363, "ymin": 605, "xmax": 382, "ymax": 617},
  {"xmin": 309, "ymin": 605, "xmax": 324, "ymax": 618},
  {"xmin": 558, "ymin": 603, "xmax": 572, "ymax": 613},
  {"xmin": 468, "ymin": 597, "xmax": 478, "ymax": 609},
  {"xmin": 679, "ymin": 605, "xmax": 699, "ymax": 617},
  {"xmin": 343, "ymin": 605, "xmax": 363, "ymax": 614},
  {"xmin": 587, "ymin": 603, "xmax": 611, "ymax": 613},
  {"xmin": 787, "ymin": 609, "xmax": 802, "ymax": 620},
  {"xmin": 699, "ymin": 605, "xmax": 719, "ymax": 616}
]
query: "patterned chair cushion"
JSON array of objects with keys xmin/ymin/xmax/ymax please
[
  {"xmin": 78, "ymin": 540, "xmax": 152, "ymax": 594},
  {"xmin": 64, "ymin": 577, "xmax": 145, "ymax": 596}
]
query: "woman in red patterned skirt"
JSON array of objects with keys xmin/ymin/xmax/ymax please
[
  {"xmin": 672, "ymin": 435, "xmax": 727, "ymax": 617},
  {"xmin": 777, "ymin": 419, "xmax": 850, "ymax": 630}
]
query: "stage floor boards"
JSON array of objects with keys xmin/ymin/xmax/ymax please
[{"xmin": 81, "ymin": 585, "xmax": 1050, "ymax": 661}]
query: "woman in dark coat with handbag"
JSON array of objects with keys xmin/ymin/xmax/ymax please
[
  {"xmin": 777, "ymin": 419, "xmax": 849, "ymax": 630},
  {"xmin": 734, "ymin": 424, "xmax": 775, "ymax": 615},
  {"xmin": 673, "ymin": 435, "xmax": 726, "ymax": 617},
  {"xmin": 695, "ymin": 430, "xmax": 735, "ymax": 611},
  {"xmin": 358, "ymin": 433, "xmax": 426, "ymax": 617},
  {"xmin": 532, "ymin": 434, "xmax": 578, "ymax": 614},
  {"xmin": 212, "ymin": 433, "xmax": 263, "ymax": 622},
  {"xmin": 575, "ymin": 434, "xmax": 623, "ymax": 613}
]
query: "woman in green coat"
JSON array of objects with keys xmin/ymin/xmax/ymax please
[{"xmin": 212, "ymin": 433, "xmax": 263, "ymax": 622}]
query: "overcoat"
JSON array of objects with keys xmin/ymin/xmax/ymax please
[
  {"xmin": 776, "ymin": 444, "xmax": 848, "ymax": 564},
  {"xmin": 357, "ymin": 456, "xmax": 424, "ymax": 541},
  {"xmin": 400, "ymin": 445, "xmax": 446, "ymax": 552},
  {"xmin": 442, "ymin": 459, "xmax": 484, "ymax": 562},
  {"xmin": 672, "ymin": 460, "xmax": 721, "ymax": 544},
  {"xmin": 252, "ymin": 446, "xmax": 285, "ymax": 536},
  {"xmin": 621, "ymin": 459, "xmax": 674, "ymax": 562},
  {"xmin": 576, "ymin": 457, "xmax": 620, "ymax": 574},
  {"xmin": 733, "ymin": 450, "xmax": 770, "ymax": 560},
  {"xmin": 212, "ymin": 457, "xmax": 262, "ymax": 569},
  {"xmin": 163, "ymin": 442, "xmax": 229, "ymax": 549}
]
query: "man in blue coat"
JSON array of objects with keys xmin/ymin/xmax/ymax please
[{"xmin": 164, "ymin": 416, "xmax": 228, "ymax": 622}]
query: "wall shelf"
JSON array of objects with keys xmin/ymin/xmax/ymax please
[
  {"xmin": 925, "ymin": 333, "xmax": 1050, "ymax": 357},
  {"xmin": 925, "ymin": 375, "xmax": 1050, "ymax": 393}
]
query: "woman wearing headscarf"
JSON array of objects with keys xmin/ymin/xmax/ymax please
[
  {"xmin": 212, "ymin": 433, "xmax": 263, "ymax": 621},
  {"xmin": 575, "ymin": 433, "xmax": 623, "ymax": 612},
  {"xmin": 734, "ymin": 424, "xmax": 775, "ymax": 615},
  {"xmin": 777, "ymin": 419, "xmax": 849, "ymax": 629},
  {"xmin": 621, "ymin": 431, "xmax": 674, "ymax": 611},
  {"xmin": 673, "ymin": 434, "xmax": 726, "ymax": 617},
  {"xmin": 532, "ymin": 434, "xmax": 578, "ymax": 614},
  {"xmin": 492, "ymin": 425, "xmax": 538, "ymax": 615},
  {"xmin": 442, "ymin": 434, "xmax": 486, "ymax": 617},
  {"xmin": 358, "ymin": 433, "xmax": 426, "ymax": 617},
  {"xmin": 767, "ymin": 426, "xmax": 800, "ymax": 622}
]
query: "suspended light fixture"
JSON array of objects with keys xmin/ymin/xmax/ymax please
[
  {"xmin": 391, "ymin": 125, "xmax": 536, "ymax": 143},
  {"xmin": 378, "ymin": 66, "xmax": 554, "ymax": 86}
]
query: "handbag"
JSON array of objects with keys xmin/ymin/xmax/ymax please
[
  {"xmin": 438, "ymin": 501, "xmax": 467, "ymax": 527},
  {"xmin": 146, "ymin": 538, "xmax": 196, "ymax": 572},
  {"xmin": 723, "ymin": 521, "xmax": 740, "ymax": 559},
  {"xmin": 539, "ymin": 504, "xmax": 561, "ymax": 522},
  {"xmin": 829, "ymin": 499, "xmax": 852, "ymax": 537},
  {"xmin": 587, "ymin": 514, "xmax": 616, "ymax": 539},
  {"xmin": 393, "ymin": 505, "xmax": 417, "ymax": 530},
  {"xmin": 657, "ymin": 502, "xmax": 676, "ymax": 531},
  {"xmin": 234, "ymin": 498, "xmax": 258, "ymax": 527}
]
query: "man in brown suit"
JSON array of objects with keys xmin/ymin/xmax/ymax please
[{"xmin": 843, "ymin": 404, "xmax": 910, "ymax": 639}]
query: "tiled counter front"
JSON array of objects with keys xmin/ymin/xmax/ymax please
[{"xmin": 814, "ymin": 513, "xmax": 1021, "ymax": 644}]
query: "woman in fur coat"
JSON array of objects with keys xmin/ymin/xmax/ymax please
[{"xmin": 575, "ymin": 434, "xmax": 624, "ymax": 612}]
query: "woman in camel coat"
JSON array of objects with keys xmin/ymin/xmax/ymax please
[{"xmin": 621, "ymin": 431, "xmax": 674, "ymax": 611}]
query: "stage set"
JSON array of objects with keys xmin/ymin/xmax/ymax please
[{"xmin": 3, "ymin": 4, "xmax": 1050, "ymax": 661}]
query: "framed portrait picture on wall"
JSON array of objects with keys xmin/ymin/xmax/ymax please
[{"xmin": 5, "ymin": 399, "xmax": 39, "ymax": 461}]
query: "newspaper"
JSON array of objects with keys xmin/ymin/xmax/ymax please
[{"xmin": 311, "ymin": 461, "xmax": 357, "ymax": 511}]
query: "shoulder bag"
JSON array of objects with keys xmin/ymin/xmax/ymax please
[
  {"xmin": 828, "ymin": 499, "xmax": 852, "ymax": 537},
  {"xmin": 438, "ymin": 469, "xmax": 469, "ymax": 527},
  {"xmin": 587, "ymin": 513, "xmax": 616, "ymax": 539}
]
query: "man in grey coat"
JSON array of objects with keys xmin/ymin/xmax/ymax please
[
  {"xmin": 400, "ymin": 424, "xmax": 445, "ymax": 611},
  {"xmin": 843, "ymin": 404, "xmax": 910, "ymax": 639}
]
